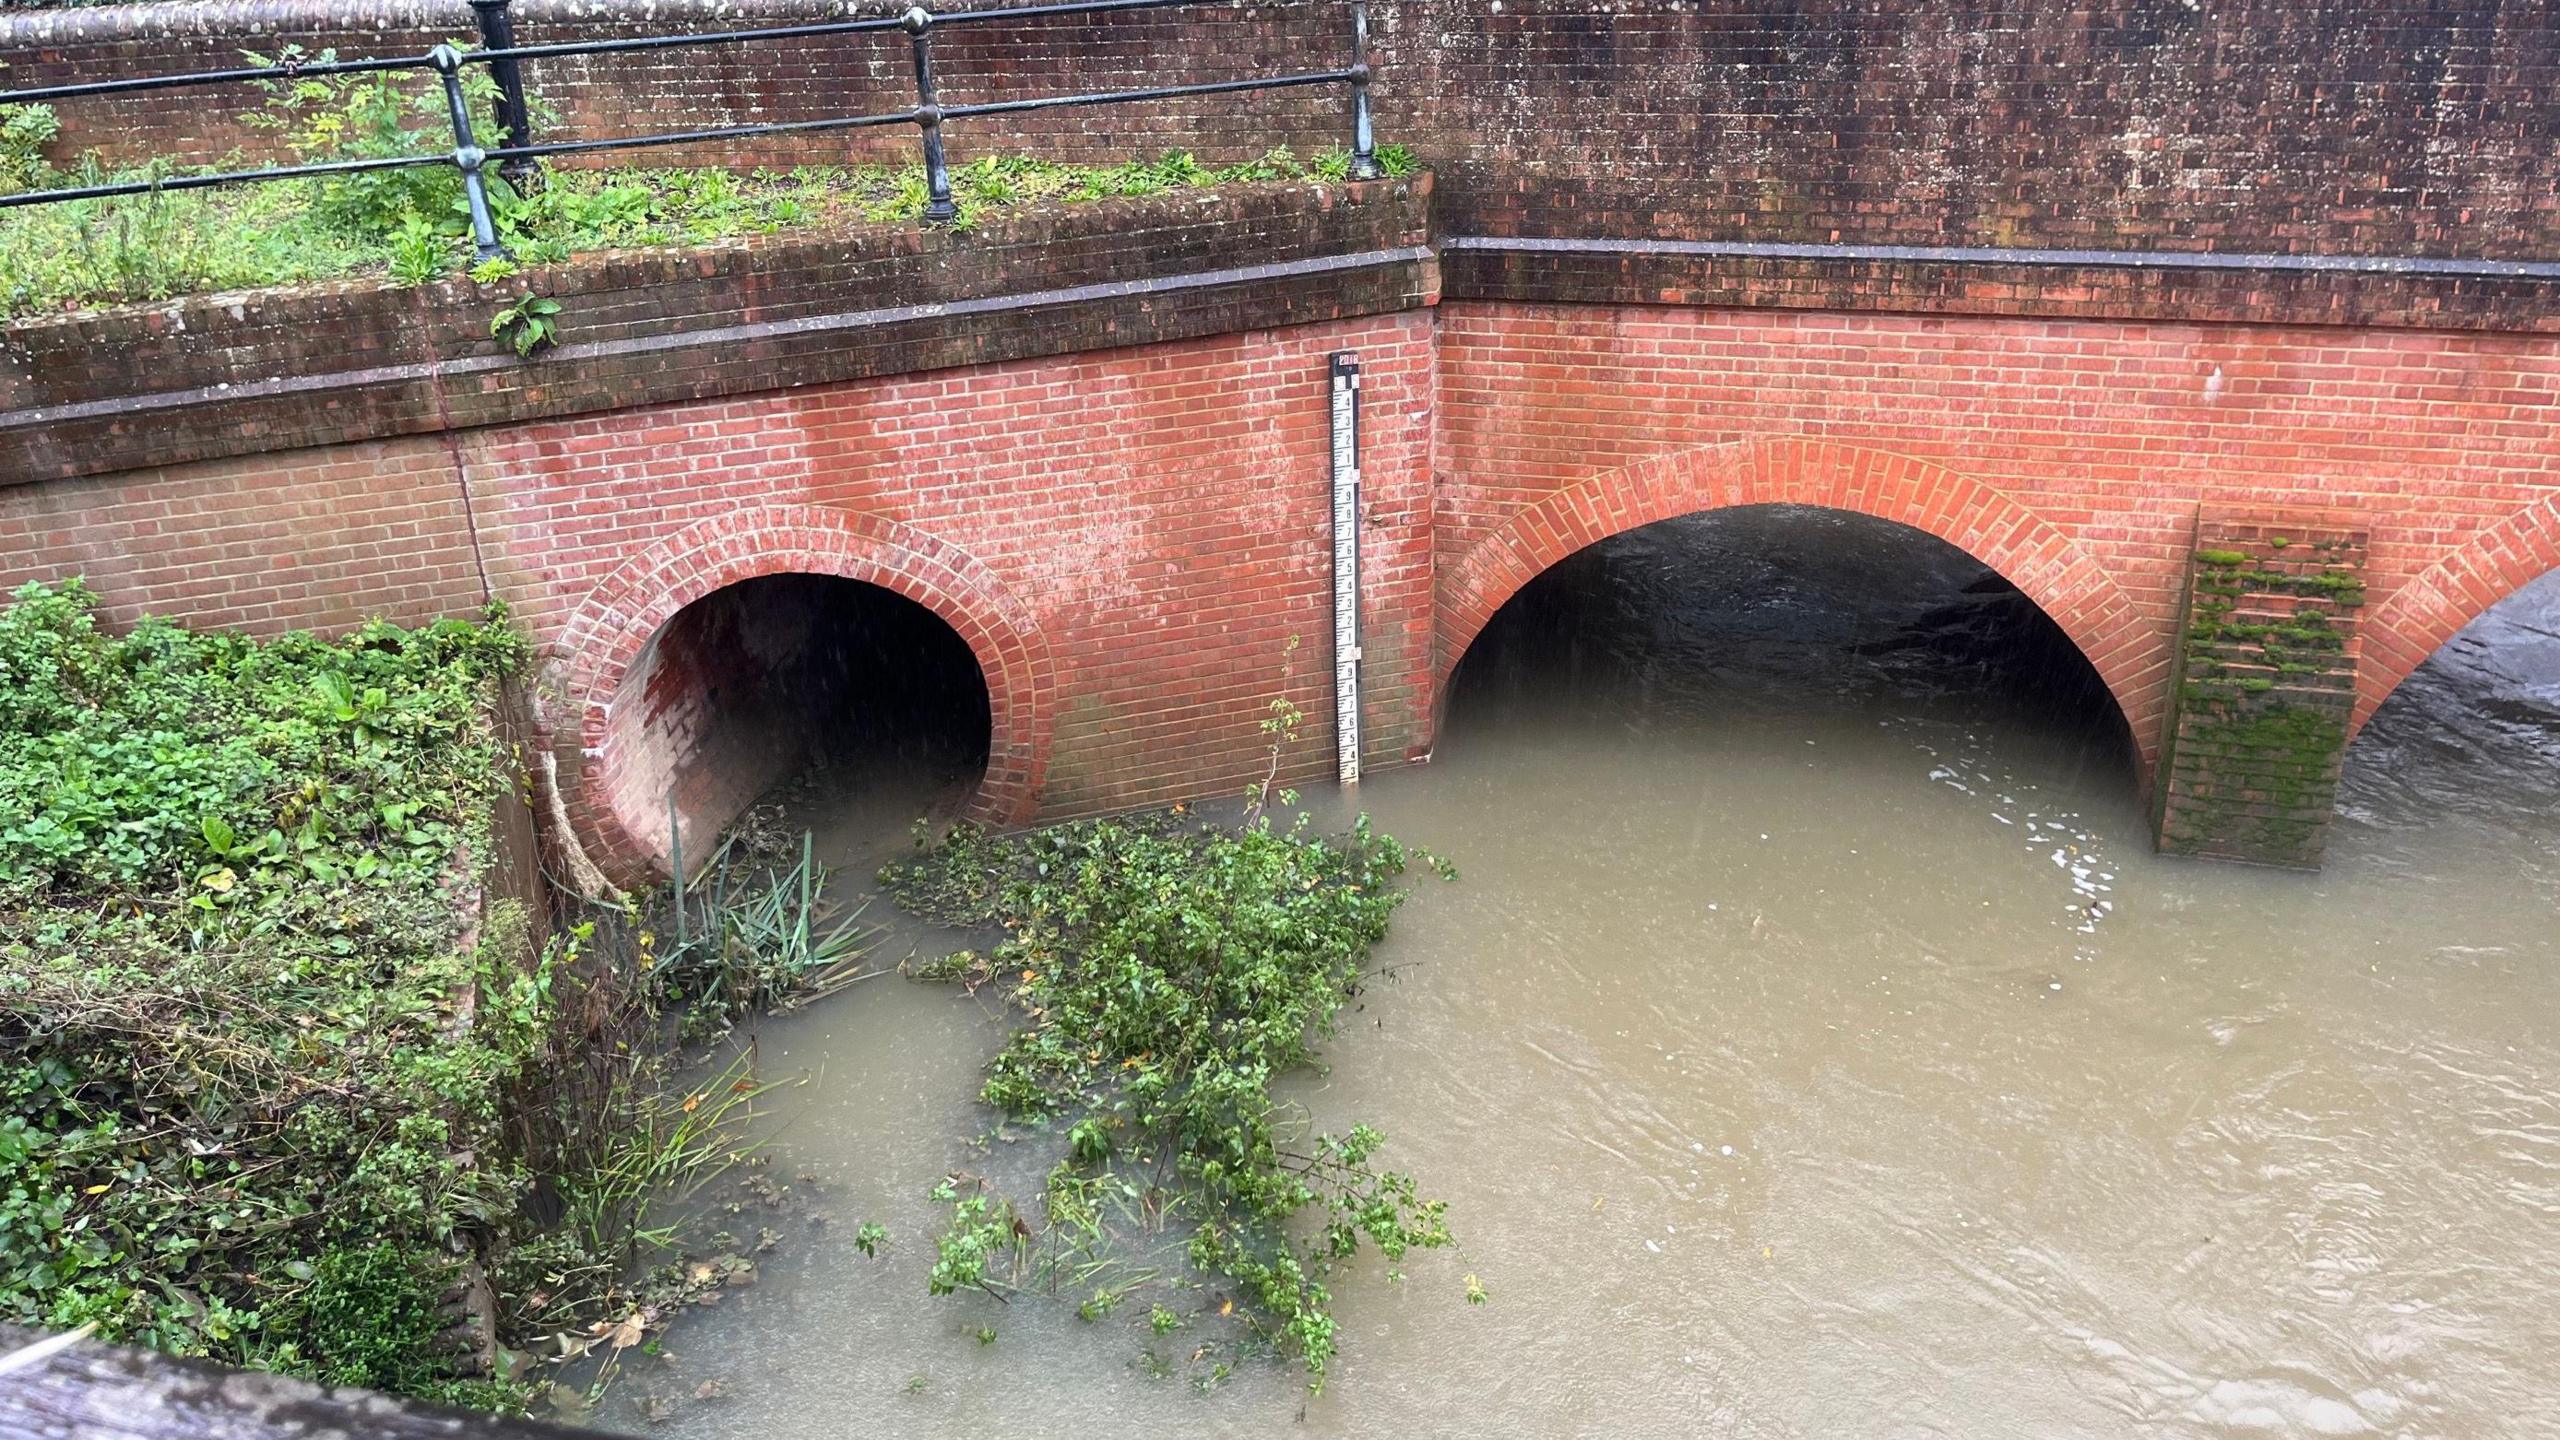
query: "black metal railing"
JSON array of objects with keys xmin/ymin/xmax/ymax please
[{"xmin": 0, "ymin": 0, "xmax": 1383, "ymax": 259}]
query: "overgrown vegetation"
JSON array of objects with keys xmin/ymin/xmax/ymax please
[
  {"xmin": 0, "ymin": 578, "xmax": 529, "ymax": 1403},
  {"xmin": 0, "ymin": 100, "xmax": 56, "ymax": 195},
  {"xmin": 651, "ymin": 820, "xmax": 872, "ymax": 1043},
  {"xmin": 881, "ymin": 713, "xmax": 1460, "ymax": 1393},
  {"xmin": 0, "ymin": 580, "xmax": 865, "ymax": 1414},
  {"xmin": 0, "ymin": 43, "xmax": 1419, "ymax": 320}
]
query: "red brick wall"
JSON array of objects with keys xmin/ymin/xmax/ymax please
[
  {"xmin": 8, "ymin": 294, "xmax": 2560, "ymax": 877},
  {"xmin": 599, "ymin": 573, "xmax": 855, "ymax": 877},
  {"xmin": 0, "ymin": 434, "xmax": 487, "ymax": 633},
  {"xmin": 1433, "ymin": 301, "xmax": 2560, "ymax": 767},
  {"xmin": 2362, "ymin": 491, "xmax": 2560, "ymax": 732},
  {"xmin": 477, "ymin": 309, "xmax": 1439, "ymax": 882},
  {"xmin": 3, "ymin": 309, "xmax": 1433, "ymax": 887}
]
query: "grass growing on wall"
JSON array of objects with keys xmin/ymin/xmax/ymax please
[{"xmin": 0, "ymin": 48, "xmax": 1418, "ymax": 320}]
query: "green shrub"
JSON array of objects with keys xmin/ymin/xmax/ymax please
[
  {"xmin": 0, "ymin": 102, "xmax": 58, "ymax": 196},
  {"xmin": 303, "ymin": 1243, "xmax": 458, "ymax": 1392},
  {"xmin": 243, "ymin": 50, "xmax": 483, "ymax": 244},
  {"xmin": 0, "ymin": 580, "xmax": 534, "ymax": 1385}
]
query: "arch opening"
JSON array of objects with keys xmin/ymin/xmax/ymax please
[
  {"xmin": 598, "ymin": 572, "xmax": 993, "ymax": 874},
  {"xmin": 2340, "ymin": 565, "xmax": 2560, "ymax": 832},
  {"xmin": 1442, "ymin": 505, "xmax": 2138, "ymax": 780}
]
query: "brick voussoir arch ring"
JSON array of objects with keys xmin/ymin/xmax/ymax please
[
  {"xmin": 559, "ymin": 504, "xmax": 1054, "ymax": 881},
  {"xmin": 1436, "ymin": 437, "xmax": 2158, "ymax": 754},
  {"xmin": 2353, "ymin": 494, "xmax": 2560, "ymax": 738}
]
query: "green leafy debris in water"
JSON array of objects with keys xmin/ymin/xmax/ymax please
[{"xmin": 882, "ymin": 805, "xmax": 1458, "ymax": 1393}]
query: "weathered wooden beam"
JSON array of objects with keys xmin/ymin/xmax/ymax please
[{"xmin": 0, "ymin": 1325, "xmax": 586, "ymax": 1440}]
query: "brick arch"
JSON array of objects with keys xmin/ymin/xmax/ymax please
[
  {"xmin": 2353, "ymin": 494, "xmax": 2560, "ymax": 738},
  {"xmin": 555, "ymin": 503, "xmax": 1054, "ymax": 884},
  {"xmin": 1437, "ymin": 437, "xmax": 2160, "ymax": 755}
]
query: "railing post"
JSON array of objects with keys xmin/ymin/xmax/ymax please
[
  {"xmin": 1348, "ymin": 0, "xmax": 1380, "ymax": 179},
  {"xmin": 903, "ymin": 5, "xmax": 958, "ymax": 224},
  {"xmin": 429, "ymin": 43, "xmax": 507, "ymax": 262},
  {"xmin": 467, "ymin": 0, "xmax": 538, "ymax": 192}
]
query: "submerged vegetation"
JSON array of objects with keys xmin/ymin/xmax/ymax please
[
  {"xmin": 882, "ymin": 728, "xmax": 1460, "ymax": 1393},
  {"xmin": 0, "ymin": 45, "xmax": 1418, "ymax": 320},
  {"xmin": 0, "ymin": 580, "xmax": 867, "ymax": 1414}
]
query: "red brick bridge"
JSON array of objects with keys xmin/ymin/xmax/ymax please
[{"xmin": 5, "ymin": 0, "xmax": 2557, "ymax": 878}]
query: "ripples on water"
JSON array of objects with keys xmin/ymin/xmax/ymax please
[{"xmin": 621, "ymin": 508, "xmax": 2560, "ymax": 1440}]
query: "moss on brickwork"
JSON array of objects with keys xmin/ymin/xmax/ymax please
[
  {"xmin": 2158, "ymin": 690, "xmax": 2347, "ymax": 864},
  {"xmin": 2153, "ymin": 526, "xmax": 2364, "ymax": 868}
]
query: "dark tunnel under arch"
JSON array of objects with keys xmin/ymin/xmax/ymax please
[
  {"xmin": 598, "ymin": 572, "xmax": 994, "ymax": 875},
  {"xmin": 1440, "ymin": 503, "xmax": 2142, "ymax": 778}
]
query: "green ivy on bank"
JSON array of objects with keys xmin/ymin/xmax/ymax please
[{"xmin": 0, "ymin": 579, "xmax": 533, "ymax": 1405}]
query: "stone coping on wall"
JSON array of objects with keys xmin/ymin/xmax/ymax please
[
  {"xmin": 0, "ymin": 172, "xmax": 1437, "ymax": 483},
  {"xmin": 1436, "ymin": 235, "xmax": 2560, "ymax": 336}
]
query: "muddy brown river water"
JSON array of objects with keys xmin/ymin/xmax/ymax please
[{"xmin": 611, "ymin": 508, "xmax": 2560, "ymax": 1439}]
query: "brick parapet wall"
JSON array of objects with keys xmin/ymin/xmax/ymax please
[
  {"xmin": 0, "ymin": 174, "xmax": 1436, "ymax": 482},
  {"xmin": 1, "ymin": 0, "xmax": 1346, "ymax": 172},
  {"xmin": 11, "ymin": 0, "xmax": 2560, "ymax": 264}
]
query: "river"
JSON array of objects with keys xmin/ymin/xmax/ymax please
[{"xmin": 609, "ymin": 506, "xmax": 2560, "ymax": 1439}]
